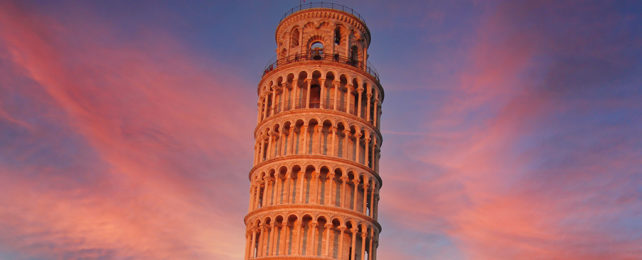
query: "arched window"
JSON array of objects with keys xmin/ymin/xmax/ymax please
[
  {"xmin": 310, "ymin": 42, "xmax": 324, "ymax": 60},
  {"xmin": 291, "ymin": 29, "xmax": 299, "ymax": 47},
  {"xmin": 350, "ymin": 45, "xmax": 358, "ymax": 65}
]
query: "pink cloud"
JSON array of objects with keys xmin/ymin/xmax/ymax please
[{"xmin": 0, "ymin": 1, "xmax": 255, "ymax": 259}]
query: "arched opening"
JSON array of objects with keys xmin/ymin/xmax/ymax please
[
  {"xmin": 291, "ymin": 165, "xmax": 301, "ymax": 203},
  {"xmin": 350, "ymin": 45, "xmax": 358, "ymax": 66},
  {"xmin": 337, "ymin": 123, "xmax": 346, "ymax": 158},
  {"xmin": 278, "ymin": 167, "xmax": 288, "ymax": 205},
  {"xmin": 291, "ymin": 28, "xmax": 300, "ymax": 47},
  {"xmin": 307, "ymin": 120, "xmax": 319, "ymax": 154},
  {"xmin": 297, "ymin": 71, "xmax": 308, "ymax": 109},
  {"xmin": 325, "ymin": 72, "xmax": 335, "ymax": 109},
  {"xmin": 286, "ymin": 215, "xmax": 298, "ymax": 255},
  {"xmin": 339, "ymin": 75, "xmax": 348, "ymax": 112},
  {"xmin": 286, "ymin": 74, "xmax": 295, "ymax": 111},
  {"xmin": 319, "ymin": 167, "xmax": 330, "ymax": 205},
  {"xmin": 334, "ymin": 169, "xmax": 343, "ymax": 207},
  {"xmin": 304, "ymin": 166, "xmax": 315, "ymax": 204},
  {"xmin": 301, "ymin": 215, "xmax": 313, "ymax": 255},
  {"xmin": 322, "ymin": 120, "xmax": 332, "ymax": 155},
  {"xmin": 310, "ymin": 71, "xmax": 322, "ymax": 108},
  {"xmin": 310, "ymin": 42, "xmax": 324, "ymax": 60},
  {"xmin": 334, "ymin": 27, "xmax": 341, "ymax": 45},
  {"xmin": 332, "ymin": 219, "xmax": 341, "ymax": 258},
  {"xmin": 275, "ymin": 216, "xmax": 284, "ymax": 255}
]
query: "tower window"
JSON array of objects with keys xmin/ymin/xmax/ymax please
[
  {"xmin": 334, "ymin": 27, "xmax": 341, "ymax": 44},
  {"xmin": 310, "ymin": 42, "xmax": 324, "ymax": 60},
  {"xmin": 291, "ymin": 29, "xmax": 299, "ymax": 47}
]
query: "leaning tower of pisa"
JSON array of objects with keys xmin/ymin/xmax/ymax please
[{"xmin": 245, "ymin": 3, "xmax": 383, "ymax": 259}]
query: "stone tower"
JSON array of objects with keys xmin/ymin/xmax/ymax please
[{"xmin": 245, "ymin": 3, "xmax": 383, "ymax": 259}]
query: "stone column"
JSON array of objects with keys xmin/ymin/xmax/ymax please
[
  {"xmin": 363, "ymin": 47, "xmax": 368, "ymax": 70},
  {"xmin": 362, "ymin": 181, "xmax": 369, "ymax": 214},
  {"xmin": 364, "ymin": 135, "xmax": 371, "ymax": 167},
  {"xmin": 268, "ymin": 224, "xmax": 276, "ymax": 256},
  {"xmin": 325, "ymin": 175, "xmax": 332, "ymax": 205},
  {"xmin": 350, "ymin": 228, "xmax": 357, "ymax": 260},
  {"xmin": 370, "ymin": 183, "xmax": 376, "ymax": 217},
  {"xmin": 360, "ymin": 228, "xmax": 367, "ymax": 260},
  {"xmin": 298, "ymin": 171, "xmax": 305, "ymax": 203},
  {"xmin": 274, "ymin": 177, "xmax": 281, "ymax": 205},
  {"xmin": 280, "ymin": 131, "xmax": 286, "ymax": 157},
  {"xmin": 257, "ymin": 225, "xmax": 264, "ymax": 257},
  {"xmin": 315, "ymin": 125, "xmax": 322, "ymax": 154},
  {"xmin": 270, "ymin": 223, "xmax": 278, "ymax": 256},
  {"xmin": 306, "ymin": 79, "xmax": 311, "ymax": 108},
  {"xmin": 373, "ymin": 100, "xmax": 379, "ymax": 127},
  {"xmin": 340, "ymin": 176, "xmax": 348, "ymax": 208},
  {"xmin": 371, "ymin": 139, "xmax": 377, "ymax": 170},
  {"xmin": 258, "ymin": 139, "xmax": 264, "ymax": 162},
  {"xmin": 366, "ymin": 90, "xmax": 372, "ymax": 122},
  {"xmin": 301, "ymin": 124, "xmax": 308, "ymax": 155},
  {"xmin": 355, "ymin": 132, "xmax": 362, "ymax": 162},
  {"xmin": 357, "ymin": 86, "xmax": 364, "ymax": 119},
  {"xmin": 338, "ymin": 226, "xmax": 346, "ymax": 260},
  {"xmin": 342, "ymin": 130, "xmax": 350, "ymax": 159},
  {"xmin": 333, "ymin": 82, "xmax": 339, "ymax": 111},
  {"xmin": 353, "ymin": 178, "xmax": 360, "ymax": 211},
  {"xmin": 245, "ymin": 232, "xmax": 251, "ymax": 260},
  {"xmin": 268, "ymin": 178, "xmax": 275, "ymax": 206},
  {"xmin": 266, "ymin": 131, "xmax": 273, "ymax": 160},
  {"xmin": 310, "ymin": 221, "xmax": 318, "ymax": 256},
  {"xmin": 294, "ymin": 220, "xmax": 302, "ymax": 255},
  {"xmin": 346, "ymin": 84, "xmax": 352, "ymax": 115},
  {"xmin": 257, "ymin": 100, "xmax": 262, "ymax": 124},
  {"xmin": 294, "ymin": 78, "xmax": 300, "ymax": 109},
  {"xmin": 250, "ymin": 229, "xmax": 257, "ymax": 259},
  {"xmin": 261, "ymin": 179, "xmax": 268, "ymax": 208},
  {"xmin": 271, "ymin": 88, "xmax": 277, "ymax": 115},
  {"xmin": 289, "ymin": 127, "xmax": 296, "ymax": 155},
  {"xmin": 374, "ymin": 195, "xmax": 379, "ymax": 219},
  {"xmin": 320, "ymin": 78, "xmax": 326, "ymax": 108},
  {"xmin": 279, "ymin": 88, "xmax": 285, "ymax": 112},
  {"xmin": 331, "ymin": 126, "xmax": 337, "ymax": 157},
  {"xmin": 262, "ymin": 94, "xmax": 269, "ymax": 119},
  {"xmin": 368, "ymin": 230, "xmax": 374, "ymax": 260},
  {"xmin": 324, "ymin": 223, "xmax": 333, "ymax": 256},
  {"xmin": 253, "ymin": 184, "xmax": 261, "ymax": 209},
  {"xmin": 310, "ymin": 172, "xmax": 319, "ymax": 204}
]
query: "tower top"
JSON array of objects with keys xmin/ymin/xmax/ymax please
[{"xmin": 275, "ymin": 2, "xmax": 371, "ymax": 47}]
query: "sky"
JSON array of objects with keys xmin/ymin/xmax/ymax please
[{"xmin": 0, "ymin": 0, "xmax": 641, "ymax": 259}]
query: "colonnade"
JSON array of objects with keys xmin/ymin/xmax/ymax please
[
  {"xmin": 244, "ymin": 214, "xmax": 378, "ymax": 260},
  {"xmin": 257, "ymin": 71, "xmax": 382, "ymax": 129},
  {"xmin": 248, "ymin": 165, "xmax": 380, "ymax": 219},
  {"xmin": 254, "ymin": 119, "xmax": 381, "ymax": 172}
]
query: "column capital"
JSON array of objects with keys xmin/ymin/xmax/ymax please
[
  {"xmin": 324, "ymin": 223, "xmax": 334, "ymax": 229},
  {"xmin": 357, "ymin": 86, "xmax": 364, "ymax": 93},
  {"xmin": 338, "ymin": 226, "xmax": 347, "ymax": 232}
]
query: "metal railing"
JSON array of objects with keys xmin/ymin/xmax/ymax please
[
  {"xmin": 262, "ymin": 53, "xmax": 380, "ymax": 82},
  {"xmin": 280, "ymin": 2, "xmax": 366, "ymax": 24}
]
